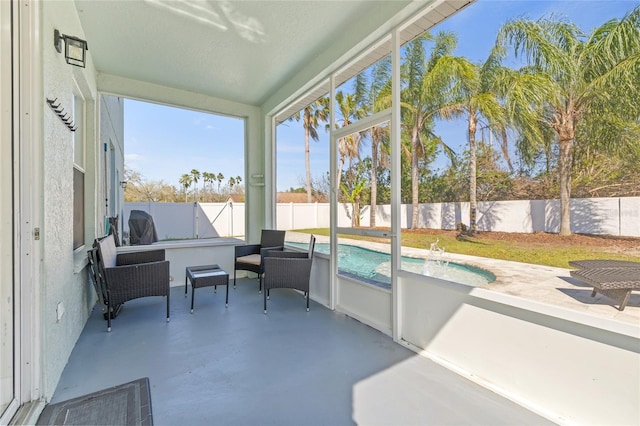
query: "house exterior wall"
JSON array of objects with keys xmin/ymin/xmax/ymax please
[{"xmin": 38, "ymin": 1, "xmax": 123, "ymax": 400}]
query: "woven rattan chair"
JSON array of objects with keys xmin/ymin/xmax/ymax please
[
  {"xmin": 234, "ymin": 229, "xmax": 285, "ymax": 293},
  {"xmin": 263, "ymin": 235, "xmax": 315, "ymax": 314},
  {"xmin": 93, "ymin": 234, "xmax": 170, "ymax": 331}
]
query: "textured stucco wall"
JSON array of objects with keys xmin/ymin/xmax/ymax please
[{"xmin": 40, "ymin": 1, "xmax": 116, "ymax": 400}]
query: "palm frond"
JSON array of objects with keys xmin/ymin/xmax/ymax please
[{"xmin": 497, "ymin": 17, "xmax": 580, "ymax": 85}]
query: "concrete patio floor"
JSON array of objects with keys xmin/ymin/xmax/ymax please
[{"xmin": 47, "ymin": 280, "xmax": 552, "ymax": 426}]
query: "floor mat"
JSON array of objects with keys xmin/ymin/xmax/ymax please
[{"xmin": 37, "ymin": 377, "xmax": 152, "ymax": 425}]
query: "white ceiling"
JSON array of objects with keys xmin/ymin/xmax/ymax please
[{"xmin": 74, "ymin": 0, "xmax": 413, "ymax": 106}]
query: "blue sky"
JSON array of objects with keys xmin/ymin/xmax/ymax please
[
  {"xmin": 124, "ymin": 100, "xmax": 245, "ymax": 187},
  {"xmin": 125, "ymin": 0, "xmax": 637, "ymax": 191}
]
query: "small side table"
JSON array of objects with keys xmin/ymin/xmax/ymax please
[{"xmin": 185, "ymin": 264, "xmax": 229, "ymax": 313}]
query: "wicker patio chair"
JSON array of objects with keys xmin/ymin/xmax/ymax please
[
  {"xmin": 263, "ymin": 235, "xmax": 315, "ymax": 314},
  {"xmin": 234, "ymin": 229, "xmax": 285, "ymax": 293},
  {"xmin": 93, "ymin": 234, "xmax": 170, "ymax": 331}
]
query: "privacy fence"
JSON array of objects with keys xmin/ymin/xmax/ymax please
[{"xmin": 123, "ymin": 196, "xmax": 640, "ymax": 240}]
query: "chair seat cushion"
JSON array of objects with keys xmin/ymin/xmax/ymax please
[{"xmin": 237, "ymin": 254, "xmax": 262, "ymax": 266}]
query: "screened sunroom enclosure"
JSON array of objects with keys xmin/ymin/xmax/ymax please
[
  {"xmin": 4, "ymin": 0, "xmax": 639, "ymax": 425},
  {"xmin": 268, "ymin": 4, "xmax": 638, "ymax": 425}
]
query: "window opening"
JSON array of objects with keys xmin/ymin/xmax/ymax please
[{"xmin": 121, "ymin": 98, "xmax": 245, "ymax": 240}]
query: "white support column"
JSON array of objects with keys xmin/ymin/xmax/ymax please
[
  {"xmin": 391, "ymin": 29, "xmax": 402, "ymax": 342},
  {"xmin": 329, "ymin": 75, "xmax": 337, "ymax": 310}
]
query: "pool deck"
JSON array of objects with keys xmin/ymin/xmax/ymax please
[{"xmin": 286, "ymin": 232, "xmax": 640, "ymax": 326}]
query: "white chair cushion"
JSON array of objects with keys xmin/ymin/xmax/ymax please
[
  {"xmin": 237, "ymin": 254, "xmax": 261, "ymax": 266},
  {"xmin": 98, "ymin": 234, "xmax": 117, "ymax": 268}
]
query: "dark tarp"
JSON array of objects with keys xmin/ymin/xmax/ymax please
[{"xmin": 128, "ymin": 210, "xmax": 158, "ymax": 245}]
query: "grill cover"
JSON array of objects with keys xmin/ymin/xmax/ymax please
[{"xmin": 128, "ymin": 210, "xmax": 158, "ymax": 245}]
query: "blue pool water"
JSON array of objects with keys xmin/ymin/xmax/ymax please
[{"xmin": 287, "ymin": 242, "xmax": 495, "ymax": 289}]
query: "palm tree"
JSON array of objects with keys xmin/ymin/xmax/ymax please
[
  {"xmin": 401, "ymin": 32, "xmax": 460, "ymax": 229},
  {"xmin": 202, "ymin": 172, "xmax": 214, "ymax": 190},
  {"xmin": 203, "ymin": 172, "xmax": 217, "ymax": 201},
  {"xmin": 366, "ymin": 57, "xmax": 392, "ymax": 227},
  {"xmin": 179, "ymin": 173, "xmax": 193, "ymax": 202},
  {"xmin": 335, "ymin": 91, "xmax": 366, "ymax": 197},
  {"xmin": 190, "ymin": 169, "xmax": 200, "ymax": 202},
  {"xmin": 436, "ymin": 51, "xmax": 509, "ymax": 233},
  {"xmin": 496, "ymin": 7, "xmax": 640, "ymax": 235},
  {"xmin": 216, "ymin": 172, "xmax": 224, "ymax": 193},
  {"xmin": 292, "ymin": 98, "xmax": 330, "ymax": 202}
]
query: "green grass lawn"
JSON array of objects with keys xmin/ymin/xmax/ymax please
[{"xmin": 293, "ymin": 228, "xmax": 640, "ymax": 269}]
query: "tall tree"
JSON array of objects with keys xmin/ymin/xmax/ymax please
[
  {"xmin": 179, "ymin": 173, "xmax": 193, "ymax": 202},
  {"xmin": 292, "ymin": 98, "xmax": 329, "ymax": 202},
  {"xmin": 365, "ymin": 57, "xmax": 392, "ymax": 227},
  {"xmin": 401, "ymin": 32, "xmax": 459, "ymax": 229},
  {"xmin": 335, "ymin": 91, "xmax": 366, "ymax": 197},
  {"xmin": 191, "ymin": 169, "xmax": 201, "ymax": 202},
  {"xmin": 202, "ymin": 172, "xmax": 214, "ymax": 191},
  {"xmin": 216, "ymin": 172, "xmax": 224, "ymax": 193},
  {"xmin": 496, "ymin": 7, "xmax": 640, "ymax": 234},
  {"xmin": 436, "ymin": 51, "xmax": 508, "ymax": 233}
]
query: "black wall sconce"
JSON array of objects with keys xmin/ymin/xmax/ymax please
[
  {"xmin": 120, "ymin": 181, "xmax": 128, "ymax": 189},
  {"xmin": 54, "ymin": 29, "xmax": 88, "ymax": 68}
]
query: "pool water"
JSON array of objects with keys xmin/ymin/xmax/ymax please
[{"xmin": 287, "ymin": 242, "xmax": 495, "ymax": 289}]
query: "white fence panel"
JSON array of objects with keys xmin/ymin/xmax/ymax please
[
  {"xmin": 124, "ymin": 202, "xmax": 201, "ymax": 240},
  {"xmin": 530, "ymin": 200, "xmax": 546, "ymax": 232},
  {"xmin": 125, "ymin": 196, "xmax": 640, "ymax": 240},
  {"xmin": 571, "ymin": 197, "xmax": 621, "ymax": 235},
  {"xmin": 476, "ymin": 200, "xmax": 534, "ymax": 233},
  {"xmin": 620, "ymin": 197, "xmax": 640, "ymax": 237},
  {"xmin": 375, "ymin": 205, "xmax": 393, "ymax": 228},
  {"xmin": 199, "ymin": 202, "xmax": 245, "ymax": 238}
]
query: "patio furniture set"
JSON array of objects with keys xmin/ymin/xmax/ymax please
[
  {"xmin": 569, "ymin": 259, "xmax": 640, "ymax": 311},
  {"xmin": 88, "ymin": 230, "xmax": 315, "ymax": 331}
]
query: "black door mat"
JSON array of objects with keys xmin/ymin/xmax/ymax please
[{"xmin": 37, "ymin": 377, "xmax": 152, "ymax": 425}]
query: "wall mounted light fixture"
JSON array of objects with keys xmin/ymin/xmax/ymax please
[
  {"xmin": 54, "ymin": 29, "xmax": 89, "ymax": 68},
  {"xmin": 120, "ymin": 181, "xmax": 128, "ymax": 189}
]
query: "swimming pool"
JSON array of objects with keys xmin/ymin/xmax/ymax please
[{"xmin": 287, "ymin": 242, "xmax": 495, "ymax": 289}]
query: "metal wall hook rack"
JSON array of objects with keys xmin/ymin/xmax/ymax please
[{"xmin": 46, "ymin": 97, "xmax": 77, "ymax": 132}]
